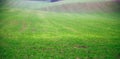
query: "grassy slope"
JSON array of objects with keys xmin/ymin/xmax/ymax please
[{"xmin": 0, "ymin": 9, "xmax": 120, "ymax": 59}]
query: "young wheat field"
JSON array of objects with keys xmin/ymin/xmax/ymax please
[{"xmin": 0, "ymin": 0, "xmax": 120, "ymax": 59}]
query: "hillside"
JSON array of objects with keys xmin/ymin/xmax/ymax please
[
  {"xmin": 2, "ymin": 0, "xmax": 114, "ymax": 10},
  {"xmin": 0, "ymin": 0, "xmax": 120, "ymax": 59},
  {"xmin": 40, "ymin": 1, "xmax": 120, "ymax": 13}
]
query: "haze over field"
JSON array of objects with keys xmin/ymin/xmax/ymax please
[
  {"xmin": 3, "ymin": 0, "xmax": 114, "ymax": 10},
  {"xmin": 0, "ymin": 0, "xmax": 120, "ymax": 59}
]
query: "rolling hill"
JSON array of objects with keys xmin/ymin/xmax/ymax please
[
  {"xmin": 40, "ymin": 1, "xmax": 120, "ymax": 13},
  {"xmin": 0, "ymin": 0, "xmax": 120, "ymax": 59}
]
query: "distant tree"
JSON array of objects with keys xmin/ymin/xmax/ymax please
[
  {"xmin": 0, "ymin": 0, "xmax": 7, "ymax": 6},
  {"xmin": 50, "ymin": 0, "xmax": 60, "ymax": 2},
  {"xmin": 30, "ymin": 0, "xmax": 61, "ymax": 2}
]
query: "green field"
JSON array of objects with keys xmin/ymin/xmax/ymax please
[{"xmin": 0, "ymin": 9, "xmax": 120, "ymax": 59}]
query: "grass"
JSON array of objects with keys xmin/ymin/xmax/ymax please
[{"xmin": 0, "ymin": 9, "xmax": 120, "ymax": 59}]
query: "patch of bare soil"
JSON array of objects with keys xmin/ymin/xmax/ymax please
[
  {"xmin": 9, "ymin": 20, "xmax": 19, "ymax": 25},
  {"xmin": 117, "ymin": 53, "xmax": 120, "ymax": 59},
  {"xmin": 73, "ymin": 44, "xmax": 88, "ymax": 49},
  {"xmin": 20, "ymin": 20, "xmax": 29, "ymax": 32},
  {"xmin": 40, "ymin": 1, "xmax": 120, "ymax": 13},
  {"xmin": 76, "ymin": 57, "xmax": 81, "ymax": 59}
]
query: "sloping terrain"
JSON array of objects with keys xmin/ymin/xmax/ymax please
[
  {"xmin": 0, "ymin": 0, "xmax": 120, "ymax": 59},
  {"xmin": 0, "ymin": 9, "xmax": 120, "ymax": 59},
  {"xmin": 3, "ymin": 0, "xmax": 114, "ymax": 10},
  {"xmin": 40, "ymin": 1, "xmax": 120, "ymax": 13}
]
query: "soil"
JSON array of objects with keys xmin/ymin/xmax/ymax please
[{"xmin": 40, "ymin": 1, "xmax": 120, "ymax": 13}]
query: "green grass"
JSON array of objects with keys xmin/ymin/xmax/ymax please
[{"xmin": 0, "ymin": 9, "xmax": 120, "ymax": 59}]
